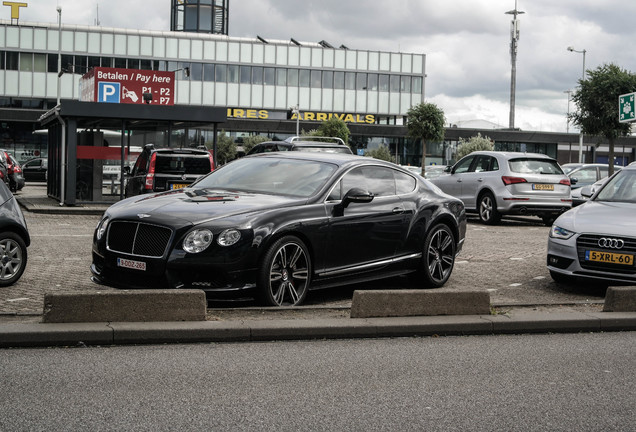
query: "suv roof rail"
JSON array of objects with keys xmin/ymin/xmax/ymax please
[
  {"xmin": 144, "ymin": 143, "xmax": 155, "ymax": 150},
  {"xmin": 285, "ymin": 136, "xmax": 346, "ymax": 146}
]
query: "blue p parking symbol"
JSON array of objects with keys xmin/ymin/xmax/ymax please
[{"xmin": 98, "ymin": 82, "xmax": 120, "ymax": 103}]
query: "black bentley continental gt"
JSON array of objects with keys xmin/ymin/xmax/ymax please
[{"xmin": 91, "ymin": 152, "xmax": 466, "ymax": 306}]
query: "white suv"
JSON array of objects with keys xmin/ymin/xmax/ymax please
[{"xmin": 430, "ymin": 151, "xmax": 571, "ymax": 225}]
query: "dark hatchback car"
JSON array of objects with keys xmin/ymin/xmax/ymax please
[
  {"xmin": 92, "ymin": 153, "xmax": 466, "ymax": 306},
  {"xmin": 21, "ymin": 157, "xmax": 48, "ymax": 182},
  {"xmin": 0, "ymin": 179, "xmax": 30, "ymax": 286},
  {"xmin": 124, "ymin": 144, "xmax": 214, "ymax": 197},
  {"xmin": 246, "ymin": 136, "xmax": 353, "ymax": 155}
]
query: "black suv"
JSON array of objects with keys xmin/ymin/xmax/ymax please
[
  {"xmin": 246, "ymin": 136, "xmax": 353, "ymax": 155},
  {"xmin": 124, "ymin": 144, "xmax": 214, "ymax": 197}
]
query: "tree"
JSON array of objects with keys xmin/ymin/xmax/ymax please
[
  {"xmin": 570, "ymin": 63, "xmax": 636, "ymax": 176},
  {"xmin": 316, "ymin": 116, "xmax": 351, "ymax": 145},
  {"xmin": 365, "ymin": 144, "xmax": 395, "ymax": 162},
  {"xmin": 455, "ymin": 133, "xmax": 494, "ymax": 160},
  {"xmin": 242, "ymin": 135, "xmax": 269, "ymax": 154},
  {"xmin": 406, "ymin": 103, "xmax": 446, "ymax": 176},
  {"xmin": 207, "ymin": 130, "xmax": 236, "ymax": 166}
]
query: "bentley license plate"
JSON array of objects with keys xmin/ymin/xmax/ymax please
[
  {"xmin": 170, "ymin": 183, "xmax": 188, "ymax": 190},
  {"xmin": 117, "ymin": 258, "xmax": 147, "ymax": 271},
  {"xmin": 585, "ymin": 250, "xmax": 634, "ymax": 266},
  {"xmin": 532, "ymin": 184, "xmax": 554, "ymax": 191}
]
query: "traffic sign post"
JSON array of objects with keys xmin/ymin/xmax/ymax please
[{"xmin": 619, "ymin": 92, "xmax": 636, "ymax": 123}]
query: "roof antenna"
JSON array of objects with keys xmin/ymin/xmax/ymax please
[{"xmin": 94, "ymin": 2, "xmax": 101, "ymax": 26}]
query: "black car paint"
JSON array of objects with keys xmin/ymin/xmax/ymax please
[{"xmin": 92, "ymin": 153, "xmax": 466, "ymax": 302}]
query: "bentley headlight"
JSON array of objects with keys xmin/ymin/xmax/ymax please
[
  {"xmin": 96, "ymin": 217, "xmax": 109, "ymax": 240},
  {"xmin": 183, "ymin": 229, "xmax": 213, "ymax": 253},
  {"xmin": 217, "ymin": 228, "xmax": 241, "ymax": 246},
  {"xmin": 550, "ymin": 225, "xmax": 575, "ymax": 240}
]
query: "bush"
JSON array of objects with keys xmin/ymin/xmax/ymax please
[
  {"xmin": 365, "ymin": 144, "xmax": 395, "ymax": 163},
  {"xmin": 455, "ymin": 133, "xmax": 494, "ymax": 160}
]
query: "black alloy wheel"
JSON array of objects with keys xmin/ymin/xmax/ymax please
[
  {"xmin": 257, "ymin": 236, "xmax": 311, "ymax": 306},
  {"xmin": 0, "ymin": 232, "xmax": 28, "ymax": 287},
  {"xmin": 478, "ymin": 192, "xmax": 501, "ymax": 225},
  {"xmin": 421, "ymin": 224, "xmax": 456, "ymax": 287}
]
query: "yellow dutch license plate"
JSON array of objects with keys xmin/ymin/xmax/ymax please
[
  {"xmin": 170, "ymin": 183, "xmax": 188, "ymax": 190},
  {"xmin": 585, "ymin": 250, "xmax": 634, "ymax": 266},
  {"xmin": 532, "ymin": 184, "xmax": 554, "ymax": 191}
]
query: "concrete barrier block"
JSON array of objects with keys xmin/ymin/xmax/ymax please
[
  {"xmin": 603, "ymin": 286, "xmax": 636, "ymax": 312},
  {"xmin": 43, "ymin": 290, "xmax": 207, "ymax": 323},
  {"xmin": 350, "ymin": 289, "xmax": 490, "ymax": 319}
]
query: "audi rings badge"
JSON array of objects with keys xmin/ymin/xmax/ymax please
[{"xmin": 598, "ymin": 238, "xmax": 625, "ymax": 249}]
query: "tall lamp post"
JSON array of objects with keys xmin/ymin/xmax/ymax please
[
  {"xmin": 506, "ymin": 1, "xmax": 524, "ymax": 130},
  {"xmin": 567, "ymin": 46, "xmax": 586, "ymax": 162},
  {"xmin": 56, "ymin": 6, "xmax": 62, "ymax": 106}
]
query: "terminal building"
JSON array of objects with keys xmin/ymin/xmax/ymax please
[{"xmin": 0, "ymin": 1, "xmax": 635, "ymax": 203}]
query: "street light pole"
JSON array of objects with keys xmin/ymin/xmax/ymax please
[
  {"xmin": 563, "ymin": 89, "xmax": 572, "ymax": 134},
  {"xmin": 567, "ymin": 46, "xmax": 586, "ymax": 163},
  {"xmin": 506, "ymin": 0, "xmax": 524, "ymax": 130},
  {"xmin": 56, "ymin": 6, "xmax": 62, "ymax": 106}
]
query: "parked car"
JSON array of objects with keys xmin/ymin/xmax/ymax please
[
  {"xmin": 571, "ymin": 177, "xmax": 608, "ymax": 207},
  {"xmin": 124, "ymin": 144, "xmax": 214, "ymax": 197},
  {"xmin": 560, "ymin": 163, "xmax": 584, "ymax": 175},
  {"xmin": 547, "ymin": 163, "xmax": 636, "ymax": 286},
  {"xmin": 247, "ymin": 136, "xmax": 353, "ymax": 155},
  {"xmin": 5, "ymin": 154, "xmax": 24, "ymax": 192},
  {"xmin": 567, "ymin": 163, "xmax": 622, "ymax": 189},
  {"xmin": 92, "ymin": 152, "xmax": 467, "ymax": 306},
  {"xmin": 424, "ymin": 165, "xmax": 447, "ymax": 180},
  {"xmin": 429, "ymin": 151, "xmax": 571, "ymax": 225},
  {"xmin": 21, "ymin": 157, "xmax": 48, "ymax": 182},
  {"xmin": 0, "ymin": 179, "xmax": 30, "ymax": 286}
]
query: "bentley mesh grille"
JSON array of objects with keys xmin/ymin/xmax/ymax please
[{"xmin": 107, "ymin": 221, "xmax": 172, "ymax": 258}]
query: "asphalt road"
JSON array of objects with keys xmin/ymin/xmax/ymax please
[
  {"xmin": 0, "ymin": 207, "xmax": 606, "ymax": 317},
  {"xmin": 1, "ymin": 332, "xmax": 634, "ymax": 431}
]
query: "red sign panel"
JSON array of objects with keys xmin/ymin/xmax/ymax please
[{"xmin": 80, "ymin": 67, "xmax": 175, "ymax": 106}]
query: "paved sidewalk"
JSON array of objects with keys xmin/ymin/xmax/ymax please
[{"xmin": 15, "ymin": 183, "xmax": 110, "ymax": 215}]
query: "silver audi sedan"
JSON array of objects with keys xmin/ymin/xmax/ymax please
[{"xmin": 547, "ymin": 163, "xmax": 636, "ymax": 286}]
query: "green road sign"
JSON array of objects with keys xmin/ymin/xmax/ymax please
[{"xmin": 619, "ymin": 92, "xmax": 636, "ymax": 123}]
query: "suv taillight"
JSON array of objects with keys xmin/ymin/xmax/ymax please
[
  {"xmin": 209, "ymin": 153, "xmax": 215, "ymax": 171},
  {"xmin": 559, "ymin": 178, "xmax": 571, "ymax": 186},
  {"xmin": 502, "ymin": 176, "xmax": 527, "ymax": 185},
  {"xmin": 144, "ymin": 153, "xmax": 156, "ymax": 190}
]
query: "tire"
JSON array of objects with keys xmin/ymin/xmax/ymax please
[
  {"xmin": 416, "ymin": 224, "xmax": 456, "ymax": 288},
  {"xmin": 542, "ymin": 215, "xmax": 556, "ymax": 226},
  {"xmin": 0, "ymin": 232, "xmax": 28, "ymax": 287},
  {"xmin": 257, "ymin": 236, "xmax": 311, "ymax": 306},
  {"xmin": 478, "ymin": 192, "xmax": 500, "ymax": 225}
]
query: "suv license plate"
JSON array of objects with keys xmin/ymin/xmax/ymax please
[
  {"xmin": 585, "ymin": 250, "xmax": 634, "ymax": 266},
  {"xmin": 170, "ymin": 183, "xmax": 188, "ymax": 190},
  {"xmin": 117, "ymin": 258, "xmax": 147, "ymax": 271},
  {"xmin": 532, "ymin": 184, "xmax": 554, "ymax": 191}
]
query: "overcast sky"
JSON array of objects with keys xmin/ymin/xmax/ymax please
[{"xmin": 11, "ymin": 0, "xmax": 636, "ymax": 133}]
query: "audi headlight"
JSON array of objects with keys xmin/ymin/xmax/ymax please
[
  {"xmin": 96, "ymin": 217, "xmax": 109, "ymax": 240},
  {"xmin": 217, "ymin": 228, "xmax": 241, "ymax": 246},
  {"xmin": 183, "ymin": 229, "xmax": 213, "ymax": 253},
  {"xmin": 550, "ymin": 225, "xmax": 575, "ymax": 240}
]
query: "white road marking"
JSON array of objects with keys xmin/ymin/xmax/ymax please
[
  {"xmin": 6, "ymin": 298, "xmax": 30, "ymax": 302},
  {"xmin": 509, "ymin": 283, "xmax": 522, "ymax": 287}
]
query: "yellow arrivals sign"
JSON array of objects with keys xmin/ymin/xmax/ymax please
[{"xmin": 227, "ymin": 108, "xmax": 376, "ymax": 124}]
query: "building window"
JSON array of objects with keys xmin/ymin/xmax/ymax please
[
  {"xmin": 203, "ymin": 63, "xmax": 215, "ymax": 82},
  {"xmin": 276, "ymin": 68, "xmax": 286, "ymax": 86},
  {"xmin": 264, "ymin": 67, "xmax": 275, "ymax": 85},
  {"xmin": 412, "ymin": 76, "xmax": 422, "ymax": 94},
  {"xmin": 310, "ymin": 70, "xmax": 321, "ymax": 88},
  {"xmin": 379, "ymin": 74, "xmax": 389, "ymax": 91},
  {"xmin": 390, "ymin": 75, "xmax": 400, "ymax": 92},
  {"xmin": 356, "ymin": 72, "xmax": 367, "ymax": 90},
  {"xmin": 19, "ymin": 53, "xmax": 32, "ymax": 72},
  {"xmin": 367, "ymin": 73, "xmax": 378, "ymax": 91},
  {"xmin": 252, "ymin": 66, "xmax": 263, "ymax": 84},
  {"xmin": 33, "ymin": 54, "xmax": 46, "ymax": 72},
  {"xmin": 345, "ymin": 72, "xmax": 355, "ymax": 90},
  {"xmin": 322, "ymin": 70, "xmax": 333, "ymax": 89},
  {"xmin": 227, "ymin": 65, "xmax": 238, "ymax": 83},
  {"xmin": 299, "ymin": 69, "xmax": 310, "ymax": 87},
  {"xmin": 240, "ymin": 65, "xmax": 250, "ymax": 83},
  {"xmin": 114, "ymin": 58, "xmax": 127, "ymax": 68},
  {"xmin": 288, "ymin": 69, "xmax": 298, "ymax": 86},
  {"xmin": 216, "ymin": 64, "xmax": 227, "ymax": 82},
  {"xmin": 334, "ymin": 71, "xmax": 344, "ymax": 89},
  {"xmin": 189, "ymin": 62, "xmax": 203, "ymax": 80},
  {"xmin": 400, "ymin": 76, "xmax": 411, "ymax": 92}
]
